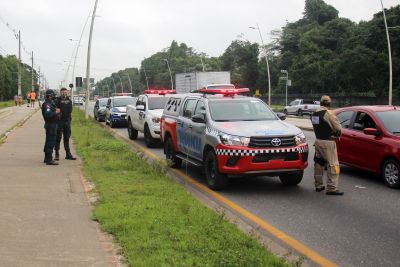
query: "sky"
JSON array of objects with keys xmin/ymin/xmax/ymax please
[{"xmin": 0, "ymin": 0, "xmax": 398, "ymax": 89}]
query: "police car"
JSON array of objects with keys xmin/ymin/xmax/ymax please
[
  {"xmin": 160, "ymin": 88, "xmax": 309, "ymax": 190},
  {"xmin": 126, "ymin": 90, "xmax": 175, "ymax": 147}
]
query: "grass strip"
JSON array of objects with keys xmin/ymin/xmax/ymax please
[
  {"xmin": 0, "ymin": 100, "xmax": 15, "ymax": 110},
  {"xmin": 71, "ymin": 109, "xmax": 289, "ymax": 267}
]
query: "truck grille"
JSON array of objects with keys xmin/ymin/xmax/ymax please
[{"xmin": 249, "ymin": 136, "xmax": 295, "ymax": 148}]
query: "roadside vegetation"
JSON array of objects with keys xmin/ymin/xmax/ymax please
[
  {"xmin": 0, "ymin": 100, "xmax": 14, "ymax": 109},
  {"xmin": 71, "ymin": 109, "xmax": 290, "ymax": 267}
]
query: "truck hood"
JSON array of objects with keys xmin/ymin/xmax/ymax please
[
  {"xmin": 211, "ymin": 120, "xmax": 302, "ymax": 137},
  {"xmin": 148, "ymin": 109, "xmax": 163, "ymax": 118}
]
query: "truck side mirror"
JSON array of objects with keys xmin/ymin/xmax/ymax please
[
  {"xmin": 192, "ymin": 113, "xmax": 206, "ymax": 123},
  {"xmin": 276, "ymin": 112, "xmax": 286, "ymax": 120}
]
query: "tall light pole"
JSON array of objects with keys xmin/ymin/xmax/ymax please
[
  {"xmin": 85, "ymin": 0, "xmax": 99, "ymax": 119},
  {"xmin": 142, "ymin": 58, "xmax": 150, "ymax": 90},
  {"xmin": 380, "ymin": 0, "xmax": 393, "ymax": 105},
  {"xmin": 250, "ymin": 23, "xmax": 271, "ymax": 106},
  {"xmin": 17, "ymin": 30, "xmax": 22, "ymax": 96},
  {"xmin": 163, "ymin": 58, "xmax": 174, "ymax": 90},
  {"xmin": 31, "ymin": 51, "xmax": 34, "ymax": 92},
  {"xmin": 125, "ymin": 70, "xmax": 133, "ymax": 94},
  {"xmin": 117, "ymin": 73, "xmax": 124, "ymax": 93},
  {"xmin": 281, "ymin": 70, "xmax": 288, "ymax": 106},
  {"xmin": 110, "ymin": 76, "xmax": 117, "ymax": 93}
]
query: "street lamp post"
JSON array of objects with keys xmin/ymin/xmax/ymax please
[
  {"xmin": 163, "ymin": 59, "xmax": 174, "ymax": 90},
  {"xmin": 250, "ymin": 23, "xmax": 271, "ymax": 106},
  {"xmin": 281, "ymin": 70, "xmax": 288, "ymax": 106},
  {"xmin": 125, "ymin": 71, "xmax": 133, "ymax": 94},
  {"xmin": 84, "ymin": 0, "xmax": 98, "ymax": 119},
  {"xmin": 380, "ymin": 0, "xmax": 393, "ymax": 105},
  {"xmin": 116, "ymin": 73, "xmax": 124, "ymax": 93},
  {"xmin": 110, "ymin": 76, "xmax": 117, "ymax": 94}
]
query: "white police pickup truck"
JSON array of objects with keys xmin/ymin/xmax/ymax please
[{"xmin": 126, "ymin": 90, "xmax": 175, "ymax": 147}]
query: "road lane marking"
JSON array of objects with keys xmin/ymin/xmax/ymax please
[{"xmin": 110, "ymin": 125, "xmax": 337, "ymax": 267}]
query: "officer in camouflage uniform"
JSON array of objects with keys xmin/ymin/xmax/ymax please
[
  {"xmin": 42, "ymin": 89, "xmax": 60, "ymax": 165},
  {"xmin": 55, "ymin": 87, "xmax": 76, "ymax": 161},
  {"xmin": 311, "ymin": 95, "xmax": 344, "ymax": 195}
]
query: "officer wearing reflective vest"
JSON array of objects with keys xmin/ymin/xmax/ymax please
[
  {"xmin": 42, "ymin": 89, "xmax": 61, "ymax": 165},
  {"xmin": 54, "ymin": 87, "xmax": 76, "ymax": 161},
  {"xmin": 311, "ymin": 95, "xmax": 344, "ymax": 195}
]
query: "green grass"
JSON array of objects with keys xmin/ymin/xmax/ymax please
[
  {"xmin": 71, "ymin": 109, "xmax": 290, "ymax": 267},
  {"xmin": 0, "ymin": 100, "xmax": 15, "ymax": 109},
  {"xmin": 270, "ymin": 105, "xmax": 285, "ymax": 113}
]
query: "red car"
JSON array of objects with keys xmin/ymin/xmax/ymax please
[{"xmin": 334, "ymin": 106, "xmax": 400, "ymax": 188}]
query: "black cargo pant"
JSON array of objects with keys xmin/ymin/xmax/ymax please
[
  {"xmin": 43, "ymin": 122, "xmax": 57, "ymax": 153},
  {"xmin": 55, "ymin": 119, "xmax": 71, "ymax": 153}
]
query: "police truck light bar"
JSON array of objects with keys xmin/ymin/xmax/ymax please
[
  {"xmin": 198, "ymin": 88, "xmax": 250, "ymax": 96},
  {"xmin": 144, "ymin": 89, "xmax": 176, "ymax": 95}
]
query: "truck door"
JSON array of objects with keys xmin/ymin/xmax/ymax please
[
  {"xmin": 190, "ymin": 100, "xmax": 207, "ymax": 160},
  {"xmin": 133, "ymin": 96, "xmax": 145, "ymax": 132},
  {"xmin": 177, "ymin": 99, "xmax": 197, "ymax": 156}
]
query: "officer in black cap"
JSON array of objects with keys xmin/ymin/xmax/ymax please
[
  {"xmin": 54, "ymin": 87, "xmax": 76, "ymax": 160},
  {"xmin": 42, "ymin": 89, "xmax": 60, "ymax": 165}
]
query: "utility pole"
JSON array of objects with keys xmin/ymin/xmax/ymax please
[
  {"xmin": 31, "ymin": 51, "xmax": 34, "ymax": 92},
  {"xmin": 380, "ymin": 0, "xmax": 393, "ymax": 105},
  {"xmin": 85, "ymin": 0, "xmax": 99, "ymax": 119},
  {"xmin": 143, "ymin": 65, "xmax": 150, "ymax": 90},
  {"xmin": 117, "ymin": 73, "xmax": 123, "ymax": 93},
  {"xmin": 18, "ymin": 30, "xmax": 22, "ymax": 96}
]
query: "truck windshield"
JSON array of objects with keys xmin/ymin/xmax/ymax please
[
  {"xmin": 98, "ymin": 99, "xmax": 108, "ymax": 107},
  {"xmin": 113, "ymin": 97, "xmax": 136, "ymax": 107},
  {"xmin": 148, "ymin": 97, "xmax": 169, "ymax": 110},
  {"xmin": 209, "ymin": 100, "xmax": 277, "ymax": 121}
]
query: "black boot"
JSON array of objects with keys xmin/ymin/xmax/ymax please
[
  {"xmin": 65, "ymin": 151, "xmax": 76, "ymax": 160},
  {"xmin": 45, "ymin": 153, "xmax": 58, "ymax": 165},
  {"xmin": 54, "ymin": 150, "xmax": 60, "ymax": 161}
]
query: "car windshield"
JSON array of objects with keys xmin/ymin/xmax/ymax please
[
  {"xmin": 209, "ymin": 99, "xmax": 277, "ymax": 121},
  {"xmin": 113, "ymin": 97, "xmax": 136, "ymax": 107},
  {"xmin": 375, "ymin": 110, "xmax": 400, "ymax": 134},
  {"xmin": 98, "ymin": 99, "xmax": 108, "ymax": 107},
  {"xmin": 148, "ymin": 97, "xmax": 169, "ymax": 110}
]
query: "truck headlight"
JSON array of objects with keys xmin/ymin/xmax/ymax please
[
  {"xmin": 219, "ymin": 133, "xmax": 250, "ymax": 146},
  {"xmin": 294, "ymin": 132, "xmax": 307, "ymax": 145},
  {"xmin": 152, "ymin": 117, "xmax": 160, "ymax": 123}
]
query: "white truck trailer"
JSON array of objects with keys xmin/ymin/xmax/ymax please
[{"xmin": 175, "ymin": 71, "xmax": 231, "ymax": 93}]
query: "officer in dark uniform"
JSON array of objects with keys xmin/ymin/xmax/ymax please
[
  {"xmin": 311, "ymin": 95, "xmax": 343, "ymax": 195},
  {"xmin": 55, "ymin": 87, "xmax": 76, "ymax": 160},
  {"xmin": 42, "ymin": 89, "xmax": 60, "ymax": 165}
]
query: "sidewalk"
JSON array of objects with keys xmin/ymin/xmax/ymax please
[
  {"xmin": 0, "ymin": 105, "xmax": 38, "ymax": 139},
  {"xmin": 0, "ymin": 111, "xmax": 114, "ymax": 266}
]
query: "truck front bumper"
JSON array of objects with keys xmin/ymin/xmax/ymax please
[{"xmin": 215, "ymin": 144, "xmax": 308, "ymax": 175}]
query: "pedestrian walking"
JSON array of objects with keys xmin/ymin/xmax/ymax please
[
  {"xmin": 42, "ymin": 89, "xmax": 60, "ymax": 165},
  {"xmin": 17, "ymin": 94, "xmax": 23, "ymax": 106},
  {"xmin": 54, "ymin": 87, "xmax": 76, "ymax": 161},
  {"xmin": 310, "ymin": 95, "xmax": 344, "ymax": 195},
  {"xmin": 30, "ymin": 90, "xmax": 36, "ymax": 108},
  {"xmin": 14, "ymin": 94, "xmax": 18, "ymax": 106},
  {"xmin": 26, "ymin": 91, "xmax": 31, "ymax": 107}
]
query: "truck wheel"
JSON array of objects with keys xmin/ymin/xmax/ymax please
[
  {"xmin": 204, "ymin": 150, "xmax": 228, "ymax": 190},
  {"xmin": 279, "ymin": 171, "xmax": 303, "ymax": 186},
  {"xmin": 283, "ymin": 109, "xmax": 288, "ymax": 115},
  {"xmin": 105, "ymin": 116, "xmax": 109, "ymax": 125},
  {"xmin": 165, "ymin": 136, "xmax": 182, "ymax": 168},
  {"xmin": 110, "ymin": 118, "xmax": 115, "ymax": 128},
  {"xmin": 297, "ymin": 109, "xmax": 303, "ymax": 116},
  {"xmin": 382, "ymin": 159, "xmax": 400, "ymax": 188},
  {"xmin": 144, "ymin": 125, "xmax": 157, "ymax": 148},
  {"xmin": 127, "ymin": 121, "xmax": 138, "ymax": 140}
]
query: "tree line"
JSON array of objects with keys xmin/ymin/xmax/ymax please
[
  {"xmin": 97, "ymin": 0, "xmax": 399, "ymax": 104},
  {"xmin": 0, "ymin": 55, "xmax": 38, "ymax": 101}
]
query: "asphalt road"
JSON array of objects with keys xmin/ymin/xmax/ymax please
[{"xmin": 83, "ymin": 103, "xmax": 400, "ymax": 266}]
